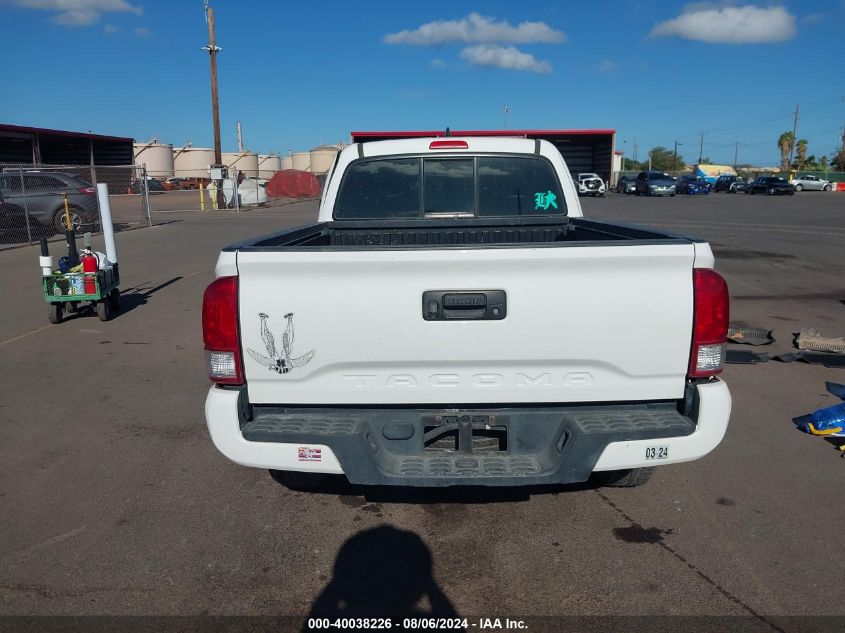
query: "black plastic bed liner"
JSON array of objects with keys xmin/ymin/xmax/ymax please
[{"xmin": 224, "ymin": 218, "xmax": 698, "ymax": 252}]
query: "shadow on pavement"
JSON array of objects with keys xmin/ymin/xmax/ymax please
[
  {"xmin": 276, "ymin": 473, "xmax": 598, "ymax": 504},
  {"xmin": 306, "ymin": 526, "xmax": 462, "ymax": 624},
  {"xmin": 119, "ymin": 276, "xmax": 184, "ymax": 315}
]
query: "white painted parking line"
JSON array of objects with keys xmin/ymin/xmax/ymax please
[{"xmin": 0, "ymin": 324, "xmax": 54, "ymax": 348}]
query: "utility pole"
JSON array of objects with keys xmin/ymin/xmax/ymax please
[
  {"xmin": 203, "ymin": 1, "xmax": 225, "ymax": 210},
  {"xmin": 503, "ymin": 105, "xmax": 510, "ymax": 130},
  {"xmin": 672, "ymin": 140, "xmax": 682, "ymax": 172},
  {"xmin": 786, "ymin": 103, "xmax": 799, "ymax": 175},
  {"xmin": 632, "ymin": 140, "xmax": 637, "ymax": 167},
  {"xmin": 733, "ymin": 142, "xmax": 738, "ymax": 170},
  {"xmin": 698, "ymin": 131, "xmax": 704, "ymax": 164}
]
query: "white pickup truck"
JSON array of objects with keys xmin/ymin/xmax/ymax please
[{"xmin": 203, "ymin": 136, "xmax": 731, "ymax": 489}]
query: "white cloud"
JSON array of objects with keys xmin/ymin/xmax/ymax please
[
  {"xmin": 459, "ymin": 45, "xmax": 552, "ymax": 74},
  {"xmin": 133, "ymin": 26, "xmax": 152, "ymax": 37},
  {"xmin": 429, "ymin": 58, "xmax": 447, "ymax": 68},
  {"xmin": 597, "ymin": 60, "xmax": 617, "ymax": 73},
  {"xmin": 52, "ymin": 9, "xmax": 98, "ymax": 25},
  {"xmin": 103, "ymin": 23, "xmax": 119, "ymax": 33},
  {"xmin": 650, "ymin": 5, "xmax": 796, "ymax": 43},
  {"xmin": 385, "ymin": 13, "xmax": 565, "ymax": 46},
  {"xmin": 12, "ymin": 0, "xmax": 142, "ymax": 27}
]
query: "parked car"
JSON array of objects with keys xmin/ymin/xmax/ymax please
[
  {"xmin": 714, "ymin": 175, "xmax": 748, "ymax": 193},
  {"xmin": 790, "ymin": 174, "xmax": 833, "ymax": 192},
  {"xmin": 635, "ymin": 171, "xmax": 676, "ymax": 196},
  {"xmin": 178, "ymin": 177, "xmax": 210, "ymax": 190},
  {"xmin": 0, "ymin": 171, "xmax": 99, "ymax": 233},
  {"xmin": 615, "ymin": 176, "xmax": 637, "ymax": 194},
  {"xmin": 131, "ymin": 177, "xmax": 165, "ymax": 194},
  {"xmin": 746, "ymin": 177, "xmax": 794, "ymax": 195},
  {"xmin": 203, "ymin": 136, "xmax": 732, "ymax": 491},
  {"xmin": 676, "ymin": 176, "xmax": 710, "ymax": 195},
  {"xmin": 163, "ymin": 177, "xmax": 186, "ymax": 191},
  {"xmin": 577, "ymin": 173, "xmax": 606, "ymax": 196}
]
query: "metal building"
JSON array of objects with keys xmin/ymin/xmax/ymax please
[
  {"xmin": 350, "ymin": 129, "xmax": 616, "ymax": 184},
  {"xmin": 0, "ymin": 123, "xmax": 133, "ymax": 166}
]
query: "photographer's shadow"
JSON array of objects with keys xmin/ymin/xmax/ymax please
[{"xmin": 307, "ymin": 526, "xmax": 462, "ymax": 624}]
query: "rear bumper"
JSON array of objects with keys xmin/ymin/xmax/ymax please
[{"xmin": 205, "ymin": 380, "xmax": 731, "ymax": 486}]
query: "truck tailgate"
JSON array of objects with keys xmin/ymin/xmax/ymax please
[{"xmin": 237, "ymin": 244, "xmax": 695, "ymax": 405}]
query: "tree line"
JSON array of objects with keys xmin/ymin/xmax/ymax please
[
  {"xmin": 777, "ymin": 132, "xmax": 845, "ymax": 172},
  {"xmin": 622, "ymin": 137, "xmax": 845, "ymax": 173}
]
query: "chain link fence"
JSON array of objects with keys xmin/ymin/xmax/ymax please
[
  {"xmin": 131, "ymin": 167, "xmax": 322, "ymax": 213},
  {"xmin": 0, "ymin": 163, "xmax": 151, "ymax": 250}
]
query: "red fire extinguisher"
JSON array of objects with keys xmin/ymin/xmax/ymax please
[{"xmin": 81, "ymin": 251, "xmax": 99, "ymax": 294}]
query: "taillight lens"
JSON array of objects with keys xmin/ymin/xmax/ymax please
[
  {"xmin": 429, "ymin": 140, "xmax": 468, "ymax": 149},
  {"xmin": 689, "ymin": 269, "xmax": 729, "ymax": 378},
  {"xmin": 202, "ymin": 276, "xmax": 243, "ymax": 385},
  {"xmin": 78, "ymin": 187, "xmax": 96, "ymax": 195}
]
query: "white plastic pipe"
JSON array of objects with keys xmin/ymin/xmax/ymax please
[
  {"xmin": 96, "ymin": 183, "xmax": 118, "ymax": 264},
  {"xmin": 40, "ymin": 255, "xmax": 53, "ymax": 276}
]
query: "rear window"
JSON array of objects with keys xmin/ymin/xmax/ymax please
[
  {"xmin": 334, "ymin": 155, "xmax": 565, "ymax": 220},
  {"xmin": 334, "ymin": 158, "xmax": 420, "ymax": 219}
]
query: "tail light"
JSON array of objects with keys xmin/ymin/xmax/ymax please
[
  {"xmin": 202, "ymin": 276, "xmax": 243, "ymax": 385},
  {"xmin": 78, "ymin": 187, "xmax": 96, "ymax": 195},
  {"xmin": 429, "ymin": 140, "xmax": 468, "ymax": 149},
  {"xmin": 688, "ymin": 269, "xmax": 729, "ymax": 378}
]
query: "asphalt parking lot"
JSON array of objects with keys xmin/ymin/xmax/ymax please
[{"xmin": 1, "ymin": 191, "xmax": 843, "ymax": 624}]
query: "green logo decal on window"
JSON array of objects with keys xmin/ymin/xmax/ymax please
[{"xmin": 534, "ymin": 190, "xmax": 558, "ymax": 211}]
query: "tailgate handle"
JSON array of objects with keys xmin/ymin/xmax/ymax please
[{"xmin": 422, "ymin": 291, "xmax": 506, "ymax": 321}]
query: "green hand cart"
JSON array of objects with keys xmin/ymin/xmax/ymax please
[{"xmin": 43, "ymin": 267, "xmax": 121, "ymax": 323}]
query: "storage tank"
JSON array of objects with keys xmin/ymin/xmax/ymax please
[
  {"xmin": 292, "ymin": 151, "xmax": 311, "ymax": 172},
  {"xmin": 173, "ymin": 146, "xmax": 216, "ymax": 178},
  {"xmin": 133, "ymin": 142, "xmax": 174, "ymax": 178},
  {"xmin": 310, "ymin": 145, "xmax": 340, "ymax": 175},
  {"xmin": 281, "ymin": 156, "xmax": 293, "ymax": 170},
  {"xmin": 223, "ymin": 151, "xmax": 259, "ymax": 178},
  {"xmin": 258, "ymin": 153, "xmax": 282, "ymax": 180}
]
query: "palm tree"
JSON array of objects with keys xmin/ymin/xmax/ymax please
[
  {"xmin": 778, "ymin": 131, "xmax": 794, "ymax": 171},
  {"xmin": 795, "ymin": 139, "xmax": 808, "ymax": 171}
]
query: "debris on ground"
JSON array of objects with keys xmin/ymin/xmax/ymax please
[
  {"xmin": 796, "ymin": 328, "xmax": 845, "ymax": 354},
  {"xmin": 793, "ymin": 382, "xmax": 845, "ymax": 453},
  {"xmin": 725, "ymin": 350, "xmax": 771, "ymax": 364},
  {"xmin": 727, "ymin": 326, "xmax": 774, "ymax": 346},
  {"xmin": 773, "ymin": 352, "xmax": 845, "ymax": 368}
]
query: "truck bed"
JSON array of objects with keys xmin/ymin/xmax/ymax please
[{"xmin": 224, "ymin": 218, "xmax": 699, "ymax": 252}]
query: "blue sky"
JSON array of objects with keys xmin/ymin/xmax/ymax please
[{"xmin": 3, "ymin": 0, "xmax": 844, "ymax": 166}]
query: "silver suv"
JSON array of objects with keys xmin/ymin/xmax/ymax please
[{"xmin": 0, "ymin": 171, "xmax": 99, "ymax": 234}]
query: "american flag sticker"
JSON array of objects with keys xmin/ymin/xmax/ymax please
[{"xmin": 298, "ymin": 447, "xmax": 322, "ymax": 462}]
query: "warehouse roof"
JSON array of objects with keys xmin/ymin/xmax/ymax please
[{"xmin": 0, "ymin": 123, "xmax": 132, "ymax": 143}]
